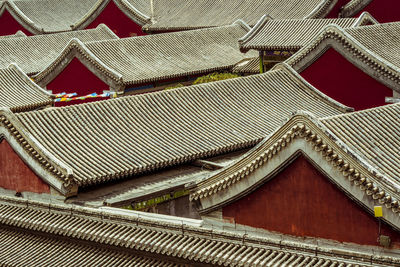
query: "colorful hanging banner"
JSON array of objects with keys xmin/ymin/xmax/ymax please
[{"xmin": 54, "ymin": 92, "xmax": 117, "ymax": 102}]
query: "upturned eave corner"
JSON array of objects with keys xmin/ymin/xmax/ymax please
[
  {"xmin": 0, "ymin": 107, "xmax": 78, "ymax": 197},
  {"xmin": 190, "ymin": 112, "xmax": 400, "ymax": 231}
]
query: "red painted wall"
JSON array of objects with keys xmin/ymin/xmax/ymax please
[
  {"xmin": 46, "ymin": 58, "xmax": 110, "ymax": 106},
  {"xmin": 299, "ymin": 48, "xmax": 392, "ymax": 110},
  {"xmin": 86, "ymin": 0, "xmax": 145, "ymax": 37},
  {"xmin": 0, "ymin": 9, "xmax": 32, "ymax": 36},
  {"xmin": 355, "ymin": 0, "xmax": 400, "ymax": 23},
  {"xmin": 0, "ymin": 139, "xmax": 50, "ymax": 194},
  {"xmin": 223, "ymin": 155, "xmax": 400, "ymax": 247}
]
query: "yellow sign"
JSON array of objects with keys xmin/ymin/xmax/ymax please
[{"xmin": 374, "ymin": 206, "xmax": 383, "ymax": 217}]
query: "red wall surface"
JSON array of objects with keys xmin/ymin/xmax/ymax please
[
  {"xmin": 300, "ymin": 48, "xmax": 392, "ymax": 110},
  {"xmin": 223, "ymin": 155, "xmax": 400, "ymax": 247},
  {"xmin": 46, "ymin": 58, "xmax": 111, "ymax": 106},
  {"xmin": 86, "ymin": 0, "xmax": 145, "ymax": 37},
  {"xmin": 0, "ymin": 139, "xmax": 50, "ymax": 194},
  {"xmin": 0, "ymin": 10, "xmax": 32, "ymax": 36},
  {"xmin": 355, "ymin": 0, "xmax": 400, "ymax": 23}
]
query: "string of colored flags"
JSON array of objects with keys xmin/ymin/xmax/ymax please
[{"xmin": 54, "ymin": 92, "xmax": 117, "ymax": 102}]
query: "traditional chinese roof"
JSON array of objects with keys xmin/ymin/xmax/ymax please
[
  {"xmin": 232, "ymin": 57, "xmax": 261, "ymax": 74},
  {"xmin": 0, "ymin": 64, "xmax": 52, "ymax": 112},
  {"xmin": 143, "ymin": 0, "xmax": 338, "ymax": 33},
  {"xmin": 284, "ymin": 22, "xmax": 400, "ymax": 93},
  {"xmin": 191, "ymin": 103, "xmax": 400, "ymax": 231},
  {"xmin": 340, "ymin": 0, "xmax": 372, "ymax": 17},
  {"xmin": 0, "ymin": 30, "xmax": 26, "ymax": 39},
  {"xmin": 0, "ymin": 195, "xmax": 398, "ymax": 266},
  {"xmin": 239, "ymin": 12, "xmax": 377, "ymax": 53},
  {"xmin": 0, "ymin": 64, "xmax": 350, "ymax": 196},
  {"xmin": 0, "ymin": 24, "xmax": 118, "ymax": 76},
  {"xmin": 33, "ymin": 22, "xmax": 256, "ymax": 91},
  {"xmin": 0, "ymin": 0, "xmax": 152, "ymax": 34}
]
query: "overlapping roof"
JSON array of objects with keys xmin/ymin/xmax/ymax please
[
  {"xmin": 0, "ymin": 24, "xmax": 118, "ymax": 75},
  {"xmin": 0, "ymin": 0, "xmax": 343, "ymax": 35},
  {"xmin": 285, "ymin": 22, "xmax": 400, "ymax": 93},
  {"xmin": 143, "ymin": 0, "xmax": 338, "ymax": 32},
  {"xmin": 191, "ymin": 103, "xmax": 400, "ymax": 230},
  {"xmin": 33, "ymin": 22, "xmax": 256, "ymax": 90},
  {"xmin": 0, "ymin": 64, "xmax": 52, "ymax": 112},
  {"xmin": 0, "ymin": 0, "xmax": 150, "ymax": 34},
  {"xmin": 239, "ymin": 12, "xmax": 377, "ymax": 52},
  {"xmin": 0, "ymin": 64, "xmax": 350, "ymax": 195},
  {"xmin": 0, "ymin": 196, "xmax": 397, "ymax": 266}
]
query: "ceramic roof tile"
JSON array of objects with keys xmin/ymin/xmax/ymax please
[
  {"xmin": 0, "ymin": 24, "xmax": 118, "ymax": 75},
  {"xmin": 143, "ymin": 0, "xmax": 337, "ymax": 32},
  {"xmin": 34, "ymin": 23, "xmax": 256, "ymax": 88},
  {"xmin": 2, "ymin": 65, "xmax": 349, "ymax": 193},
  {"xmin": 239, "ymin": 13, "xmax": 376, "ymax": 52},
  {"xmin": 0, "ymin": 64, "xmax": 52, "ymax": 112},
  {"xmin": 0, "ymin": 196, "xmax": 396, "ymax": 266}
]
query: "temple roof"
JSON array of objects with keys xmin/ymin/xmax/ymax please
[
  {"xmin": 0, "ymin": 64, "xmax": 52, "ymax": 112},
  {"xmin": 191, "ymin": 103, "xmax": 400, "ymax": 230},
  {"xmin": 34, "ymin": 22, "xmax": 256, "ymax": 90},
  {"xmin": 340, "ymin": 0, "xmax": 372, "ymax": 17},
  {"xmin": 0, "ymin": 195, "xmax": 397, "ymax": 266},
  {"xmin": 239, "ymin": 12, "xmax": 377, "ymax": 52},
  {"xmin": 0, "ymin": 64, "xmax": 350, "ymax": 196},
  {"xmin": 0, "ymin": 0, "xmax": 151, "ymax": 34},
  {"xmin": 143, "ymin": 0, "xmax": 338, "ymax": 32},
  {"xmin": 284, "ymin": 22, "xmax": 400, "ymax": 93},
  {"xmin": 0, "ymin": 24, "xmax": 118, "ymax": 76},
  {"xmin": 0, "ymin": 0, "xmax": 343, "ymax": 35}
]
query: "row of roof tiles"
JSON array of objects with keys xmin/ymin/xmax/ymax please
[
  {"xmin": 0, "ymin": 0, "xmax": 366, "ymax": 35},
  {"xmin": 0, "ymin": 63, "xmax": 349, "ymax": 195},
  {"xmin": 0, "ymin": 195, "xmax": 397, "ymax": 266}
]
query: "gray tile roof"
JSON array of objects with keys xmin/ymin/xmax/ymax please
[
  {"xmin": 34, "ymin": 23, "xmax": 256, "ymax": 89},
  {"xmin": 1, "ymin": 0, "xmax": 106, "ymax": 34},
  {"xmin": 0, "ymin": 24, "xmax": 118, "ymax": 75},
  {"xmin": 340, "ymin": 0, "xmax": 371, "ymax": 17},
  {"xmin": 232, "ymin": 57, "xmax": 261, "ymax": 74},
  {"xmin": 284, "ymin": 22, "xmax": 400, "ymax": 94},
  {"xmin": 239, "ymin": 12, "xmax": 377, "ymax": 52},
  {"xmin": 1, "ymin": 64, "xmax": 350, "ymax": 195},
  {"xmin": 191, "ymin": 103, "xmax": 400, "ymax": 228},
  {"xmin": 321, "ymin": 104, "xmax": 400, "ymax": 185},
  {"xmin": 0, "ymin": 30, "xmax": 26, "ymax": 39},
  {"xmin": 143, "ymin": 0, "xmax": 338, "ymax": 32},
  {"xmin": 0, "ymin": 196, "xmax": 397, "ymax": 266},
  {"xmin": 0, "ymin": 64, "xmax": 52, "ymax": 112},
  {"xmin": 344, "ymin": 22, "xmax": 400, "ymax": 69},
  {"xmin": 0, "ymin": 227, "xmax": 178, "ymax": 266}
]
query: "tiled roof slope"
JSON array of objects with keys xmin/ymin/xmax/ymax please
[
  {"xmin": 0, "ymin": 64, "xmax": 52, "ymax": 112},
  {"xmin": 1, "ymin": 0, "xmax": 108, "ymax": 34},
  {"xmin": 143, "ymin": 0, "xmax": 337, "ymax": 32},
  {"xmin": 0, "ymin": 30, "xmax": 26, "ymax": 39},
  {"xmin": 344, "ymin": 22, "xmax": 400, "ymax": 69},
  {"xmin": 0, "ymin": 196, "xmax": 397, "ymax": 266},
  {"xmin": 239, "ymin": 12, "xmax": 377, "ymax": 52},
  {"xmin": 0, "ymin": 0, "xmax": 153, "ymax": 34},
  {"xmin": 191, "ymin": 104, "xmax": 400, "ymax": 229},
  {"xmin": 34, "ymin": 23, "xmax": 256, "ymax": 89},
  {"xmin": 0, "ymin": 24, "xmax": 118, "ymax": 76},
  {"xmin": 340, "ymin": 0, "xmax": 372, "ymax": 17},
  {"xmin": 232, "ymin": 57, "xmax": 261, "ymax": 74},
  {"xmin": 0, "ymin": 227, "xmax": 178, "ymax": 266},
  {"xmin": 1, "ymin": 65, "xmax": 350, "ymax": 195},
  {"xmin": 321, "ymin": 104, "xmax": 400, "ymax": 185},
  {"xmin": 284, "ymin": 22, "xmax": 400, "ymax": 93}
]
